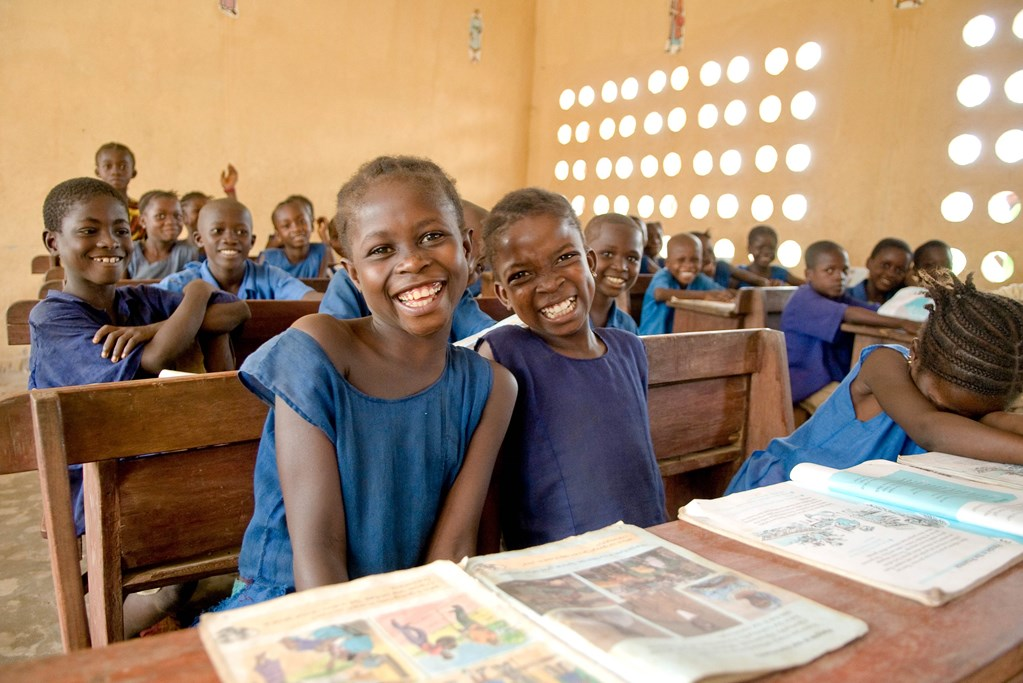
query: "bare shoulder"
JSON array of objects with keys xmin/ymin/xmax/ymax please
[
  {"xmin": 476, "ymin": 339, "xmax": 494, "ymax": 360},
  {"xmin": 485, "ymin": 358, "xmax": 516, "ymax": 400},
  {"xmin": 291, "ymin": 313, "xmax": 361, "ymax": 373}
]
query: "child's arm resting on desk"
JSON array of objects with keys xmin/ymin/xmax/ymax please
[
  {"xmin": 200, "ymin": 295, "xmax": 250, "ymax": 333},
  {"xmin": 859, "ymin": 347, "xmax": 1023, "ymax": 464},
  {"xmin": 843, "ymin": 304, "xmax": 920, "ymax": 335},
  {"xmin": 426, "ymin": 361, "xmax": 516, "ymax": 564},
  {"xmin": 93, "ymin": 279, "xmax": 223, "ymax": 370},
  {"xmin": 653, "ymin": 287, "xmax": 736, "ymax": 303}
]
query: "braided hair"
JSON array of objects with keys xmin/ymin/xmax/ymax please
[{"xmin": 917, "ymin": 271, "xmax": 1023, "ymax": 407}]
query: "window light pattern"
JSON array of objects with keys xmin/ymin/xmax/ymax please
[
  {"xmin": 943, "ymin": 10, "xmax": 1021, "ymax": 283},
  {"xmin": 551, "ymin": 41, "xmax": 822, "ymax": 231}
]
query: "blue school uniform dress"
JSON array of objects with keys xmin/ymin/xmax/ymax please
[
  {"xmin": 157, "ymin": 260, "xmax": 313, "ymax": 300},
  {"xmin": 318, "ymin": 269, "xmax": 372, "ymax": 319},
  {"xmin": 28, "ymin": 286, "xmax": 239, "ymax": 535},
  {"xmin": 640, "ymin": 255, "xmax": 661, "ymax": 274},
  {"xmin": 736, "ymin": 264, "xmax": 791, "ymax": 286},
  {"xmin": 259, "ymin": 243, "xmax": 329, "ymax": 279},
  {"xmin": 783, "ymin": 285, "xmax": 878, "ymax": 402},
  {"xmin": 600, "ymin": 300, "xmax": 638, "ymax": 334},
  {"xmin": 221, "ymin": 328, "xmax": 493, "ymax": 608},
  {"xmin": 126, "ymin": 240, "xmax": 198, "ymax": 280},
  {"xmin": 482, "ymin": 325, "xmax": 666, "ymax": 550},
  {"xmin": 637, "ymin": 270, "xmax": 724, "ymax": 335},
  {"xmin": 726, "ymin": 344, "xmax": 926, "ymax": 494},
  {"xmin": 846, "ymin": 280, "xmax": 901, "ymax": 305},
  {"xmin": 320, "ymin": 274, "xmax": 495, "ymax": 343}
]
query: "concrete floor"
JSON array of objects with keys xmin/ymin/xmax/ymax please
[{"xmin": 0, "ymin": 370, "xmax": 64, "ymax": 663}]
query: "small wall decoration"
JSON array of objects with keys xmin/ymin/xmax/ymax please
[
  {"xmin": 469, "ymin": 9, "xmax": 483, "ymax": 63},
  {"xmin": 666, "ymin": 0, "xmax": 685, "ymax": 53},
  {"xmin": 219, "ymin": 0, "xmax": 238, "ymax": 17}
]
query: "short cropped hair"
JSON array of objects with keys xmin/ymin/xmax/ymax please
[
  {"xmin": 747, "ymin": 224, "xmax": 777, "ymax": 245},
  {"xmin": 336, "ymin": 156, "xmax": 463, "ymax": 254},
  {"xmin": 584, "ymin": 213, "xmax": 643, "ymax": 244},
  {"xmin": 804, "ymin": 240, "xmax": 845, "ymax": 269},
  {"xmin": 138, "ymin": 190, "xmax": 179, "ymax": 215},
  {"xmin": 272, "ymin": 195, "xmax": 314, "ymax": 228},
  {"xmin": 94, "ymin": 142, "xmax": 136, "ymax": 167},
  {"xmin": 914, "ymin": 240, "xmax": 953, "ymax": 268},
  {"xmin": 919, "ymin": 271, "xmax": 1023, "ymax": 405},
  {"xmin": 180, "ymin": 191, "xmax": 211, "ymax": 205},
  {"xmin": 483, "ymin": 188, "xmax": 580, "ymax": 268},
  {"xmin": 869, "ymin": 237, "xmax": 912, "ymax": 260},
  {"xmin": 43, "ymin": 177, "xmax": 129, "ymax": 233}
]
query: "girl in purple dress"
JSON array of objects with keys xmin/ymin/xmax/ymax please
[{"xmin": 477, "ymin": 188, "xmax": 666, "ymax": 551}]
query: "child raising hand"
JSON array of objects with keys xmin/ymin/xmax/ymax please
[
  {"xmin": 727, "ymin": 272, "xmax": 1023, "ymax": 493},
  {"xmin": 216, "ymin": 156, "xmax": 516, "ymax": 609}
]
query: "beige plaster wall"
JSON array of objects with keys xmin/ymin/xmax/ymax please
[
  {"xmin": 528, "ymin": 0, "xmax": 1022, "ymax": 286},
  {"xmin": 0, "ymin": 0, "xmax": 535, "ymax": 373}
]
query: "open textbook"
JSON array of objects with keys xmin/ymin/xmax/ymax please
[
  {"xmin": 898, "ymin": 452, "xmax": 1023, "ymax": 490},
  {"xmin": 681, "ymin": 459, "xmax": 1023, "ymax": 606},
  {"xmin": 198, "ymin": 524, "xmax": 866, "ymax": 683}
]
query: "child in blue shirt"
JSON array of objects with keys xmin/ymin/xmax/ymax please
[
  {"xmin": 478, "ymin": 188, "xmax": 666, "ymax": 551},
  {"xmin": 907, "ymin": 240, "xmax": 953, "ymax": 286},
  {"xmin": 728, "ymin": 272, "xmax": 1023, "ymax": 494},
  {"xmin": 584, "ymin": 213, "xmax": 642, "ymax": 333},
  {"xmin": 638, "ymin": 233, "xmax": 734, "ymax": 335},
  {"xmin": 692, "ymin": 231, "xmax": 782, "ymax": 288},
  {"xmin": 783, "ymin": 240, "xmax": 919, "ymax": 407},
  {"xmin": 216, "ymin": 155, "xmax": 516, "ymax": 610},
  {"xmin": 31, "ymin": 177, "xmax": 250, "ymax": 634},
  {"xmin": 259, "ymin": 195, "xmax": 333, "ymax": 278},
  {"xmin": 126, "ymin": 190, "xmax": 199, "ymax": 279},
  {"xmin": 157, "ymin": 198, "xmax": 320, "ymax": 300},
  {"xmin": 847, "ymin": 238, "xmax": 912, "ymax": 304},
  {"xmin": 640, "ymin": 219, "xmax": 664, "ymax": 273},
  {"xmin": 733, "ymin": 225, "xmax": 804, "ymax": 287}
]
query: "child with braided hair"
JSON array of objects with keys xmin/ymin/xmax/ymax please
[{"xmin": 727, "ymin": 272, "xmax": 1023, "ymax": 493}]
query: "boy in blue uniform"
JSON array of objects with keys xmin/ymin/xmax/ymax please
[
  {"xmin": 783, "ymin": 240, "xmax": 920, "ymax": 412},
  {"xmin": 31, "ymin": 177, "xmax": 250, "ymax": 635},
  {"xmin": 158, "ymin": 198, "xmax": 320, "ymax": 301},
  {"xmin": 733, "ymin": 225, "xmax": 804, "ymax": 287},
  {"xmin": 584, "ymin": 213, "xmax": 643, "ymax": 333},
  {"xmin": 638, "ymin": 233, "xmax": 734, "ymax": 335}
]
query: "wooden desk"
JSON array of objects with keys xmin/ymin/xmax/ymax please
[
  {"xmin": 840, "ymin": 323, "xmax": 915, "ymax": 368},
  {"xmin": 4, "ymin": 520, "xmax": 1021, "ymax": 682}
]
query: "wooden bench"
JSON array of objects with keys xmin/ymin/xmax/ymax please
[
  {"xmin": 0, "ymin": 373, "xmax": 268, "ymax": 651},
  {"xmin": 232, "ymin": 300, "xmax": 320, "ymax": 365},
  {"xmin": 7, "ymin": 299, "xmax": 319, "ymax": 367},
  {"xmin": 668, "ymin": 286, "xmax": 798, "ymax": 334},
  {"xmin": 32, "ymin": 254, "xmax": 57, "ymax": 274},
  {"xmin": 475, "ymin": 296, "xmax": 513, "ymax": 322},
  {"xmin": 642, "ymin": 328, "xmax": 793, "ymax": 516},
  {"xmin": 628, "ymin": 274, "xmax": 654, "ymax": 324},
  {"xmin": 840, "ymin": 322, "xmax": 915, "ymax": 369},
  {"xmin": 300, "ymin": 277, "xmax": 330, "ymax": 293}
]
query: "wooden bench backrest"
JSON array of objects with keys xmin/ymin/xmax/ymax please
[
  {"xmin": 7, "ymin": 299, "xmax": 37, "ymax": 345},
  {"xmin": 32, "ymin": 254, "xmax": 56, "ymax": 274},
  {"xmin": 7, "ymin": 298, "xmax": 322, "ymax": 365},
  {"xmin": 233, "ymin": 299, "xmax": 320, "ymax": 365},
  {"xmin": 641, "ymin": 329, "xmax": 793, "ymax": 516},
  {"xmin": 476, "ymin": 296, "xmax": 514, "ymax": 322},
  {"xmin": 757, "ymin": 286, "xmax": 797, "ymax": 330},
  {"xmin": 300, "ymin": 277, "xmax": 330, "ymax": 292},
  {"xmin": 628, "ymin": 274, "xmax": 654, "ymax": 324},
  {"xmin": 27, "ymin": 372, "xmax": 268, "ymax": 650}
]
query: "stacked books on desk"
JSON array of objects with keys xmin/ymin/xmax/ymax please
[
  {"xmin": 198, "ymin": 524, "xmax": 866, "ymax": 683},
  {"xmin": 681, "ymin": 455, "xmax": 1023, "ymax": 607}
]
